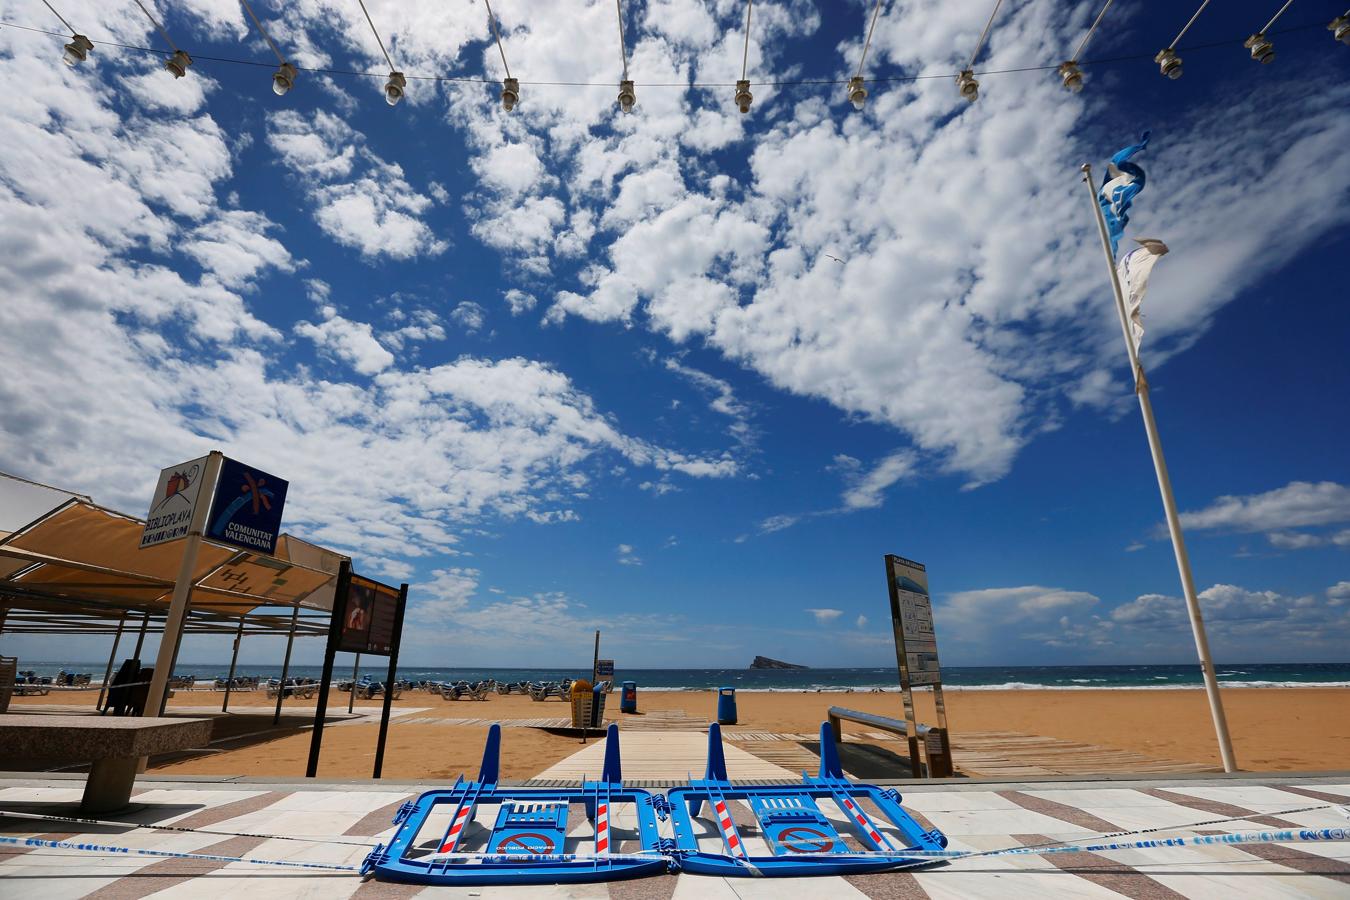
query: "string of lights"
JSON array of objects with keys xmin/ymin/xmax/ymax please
[
  {"xmin": 958, "ymin": 0, "xmax": 1004, "ymax": 103},
  {"xmin": 7, "ymin": 12, "xmax": 1339, "ymax": 100},
  {"xmin": 736, "ymin": 1, "xmax": 753, "ymax": 113}
]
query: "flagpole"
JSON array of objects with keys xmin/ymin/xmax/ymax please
[{"xmin": 1080, "ymin": 163, "xmax": 1237, "ymax": 773}]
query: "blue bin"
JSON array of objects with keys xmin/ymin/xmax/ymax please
[
  {"xmin": 716, "ymin": 686, "xmax": 737, "ymax": 725},
  {"xmin": 621, "ymin": 680, "xmax": 638, "ymax": 713}
]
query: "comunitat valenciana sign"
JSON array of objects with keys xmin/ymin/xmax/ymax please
[
  {"xmin": 204, "ymin": 456, "xmax": 289, "ymax": 554},
  {"xmin": 139, "ymin": 453, "xmax": 288, "ymax": 554}
]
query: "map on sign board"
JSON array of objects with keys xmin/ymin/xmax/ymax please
[
  {"xmin": 338, "ymin": 575, "xmax": 402, "ymax": 655},
  {"xmin": 887, "ymin": 555, "xmax": 943, "ymax": 687},
  {"xmin": 205, "ymin": 457, "xmax": 289, "ymax": 555},
  {"xmin": 140, "ymin": 455, "xmax": 211, "ymax": 549}
]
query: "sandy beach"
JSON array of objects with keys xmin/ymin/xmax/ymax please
[{"xmin": 10, "ymin": 685, "xmax": 1347, "ymax": 780}]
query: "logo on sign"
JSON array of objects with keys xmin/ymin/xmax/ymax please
[
  {"xmin": 206, "ymin": 457, "xmax": 288, "ymax": 554},
  {"xmin": 140, "ymin": 455, "xmax": 211, "ymax": 549}
]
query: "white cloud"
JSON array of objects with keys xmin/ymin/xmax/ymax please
[
  {"xmin": 1180, "ymin": 482, "xmax": 1350, "ymax": 533},
  {"xmin": 840, "ymin": 451, "xmax": 917, "ymax": 510},
  {"xmin": 806, "ymin": 608, "xmax": 843, "ymax": 623},
  {"xmin": 266, "ymin": 110, "xmax": 446, "ymax": 260},
  {"xmin": 759, "ymin": 514, "xmax": 800, "ymax": 534},
  {"xmin": 295, "ymin": 307, "xmax": 395, "ymax": 375},
  {"xmin": 616, "ymin": 543, "xmax": 642, "ymax": 566},
  {"xmin": 855, "ymin": 614, "xmax": 868, "ymax": 629},
  {"xmin": 450, "ymin": 301, "xmax": 487, "ymax": 333},
  {"xmin": 664, "ymin": 358, "xmax": 754, "ymax": 445},
  {"xmin": 438, "ymin": 0, "xmax": 1350, "ymax": 487},
  {"xmin": 503, "ymin": 289, "xmax": 537, "ymax": 315}
]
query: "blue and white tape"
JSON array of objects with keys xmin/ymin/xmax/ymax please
[{"xmin": 0, "ymin": 834, "xmax": 358, "ymax": 872}]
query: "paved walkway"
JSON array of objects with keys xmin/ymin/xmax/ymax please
[
  {"xmin": 0, "ymin": 772, "xmax": 1347, "ymax": 897},
  {"xmin": 531, "ymin": 731, "xmax": 795, "ymax": 782}
]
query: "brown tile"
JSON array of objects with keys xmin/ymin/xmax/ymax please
[
  {"xmin": 1012, "ymin": 832, "xmax": 1188, "ymax": 900},
  {"xmin": 79, "ymin": 836, "xmax": 266, "ymax": 900},
  {"xmin": 1273, "ymin": 785, "xmax": 1350, "ymax": 805},
  {"xmin": 344, "ymin": 794, "xmax": 418, "ymax": 837},
  {"xmin": 997, "ymin": 791, "xmax": 1121, "ymax": 832},
  {"xmin": 843, "ymin": 871, "xmax": 930, "ymax": 898},
  {"xmin": 1139, "ymin": 787, "xmax": 1298, "ymax": 828},
  {"xmin": 609, "ymin": 872, "xmax": 679, "ymax": 900}
]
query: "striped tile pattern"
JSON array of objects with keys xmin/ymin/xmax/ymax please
[{"xmin": 1, "ymin": 778, "xmax": 1348, "ymax": 897}]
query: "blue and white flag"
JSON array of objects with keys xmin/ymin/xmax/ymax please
[{"xmin": 1098, "ymin": 131, "xmax": 1150, "ymax": 256}]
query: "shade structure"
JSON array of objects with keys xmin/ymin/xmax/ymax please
[{"xmin": 0, "ymin": 472, "xmax": 344, "ymax": 638}]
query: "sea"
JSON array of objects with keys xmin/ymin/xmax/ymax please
[{"xmin": 16, "ymin": 662, "xmax": 1350, "ymax": 691}]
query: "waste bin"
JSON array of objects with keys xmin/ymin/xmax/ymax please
[
  {"xmin": 716, "ymin": 686, "xmax": 737, "ymax": 725},
  {"xmin": 620, "ymin": 680, "xmax": 637, "ymax": 713}
]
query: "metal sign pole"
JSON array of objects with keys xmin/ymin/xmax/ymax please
[
  {"xmin": 371, "ymin": 583, "xmax": 409, "ymax": 779},
  {"xmin": 145, "ymin": 451, "xmax": 222, "ymax": 717},
  {"xmin": 306, "ymin": 559, "xmax": 351, "ymax": 778},
  {"xmin": 591, "ymin": 630, "xmax": 600, "ymax": 684}
]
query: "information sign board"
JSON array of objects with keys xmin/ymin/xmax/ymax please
[
  {"xmin": 205, "ymin": 457, "xmax": 288, "ymax": 554},
  {"xmin": 338, "ymin": 574, "xmax": 402, "ymax": 655},
  {"xmin": 884, "ymin": 553, "xmax": 950, "ymax": 777},
  {"xmin": 140, "ymin": 455, "xmax": 211, "ymax": 548},
  {"xmin": 595, "ymin": 659, "xmax": 615, "ymax": 677}
]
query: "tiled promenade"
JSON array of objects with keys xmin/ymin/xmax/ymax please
[{"xmin": 1, "ymin": 770, "xmax": 1347, "ymax": 898}]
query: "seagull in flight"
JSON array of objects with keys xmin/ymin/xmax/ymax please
[{"xmin": 824, "ymin": 254, "xmax": 844, "ymax": 263}]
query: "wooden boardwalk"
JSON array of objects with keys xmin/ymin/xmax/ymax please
[
  {"xmin": 722, "ymin": 729, "xmax": 1219, "ymax": 779},
  {"xmin": 530, "ymin": 731, "xmax": 795, "ymax": 782}
]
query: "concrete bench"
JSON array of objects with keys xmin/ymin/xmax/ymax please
[{"xmin": 0, "ymin": 714, "xmax": 213, "ymax": 812}]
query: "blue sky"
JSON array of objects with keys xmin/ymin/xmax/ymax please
[{"xmin": 1, "ymin": 0, "xmax": 1348, "ymax": 671}]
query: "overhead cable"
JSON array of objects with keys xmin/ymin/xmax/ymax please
[
  {"xmin": 40, "ymin": 0, "xmax": 74, "ymax": 35},
  {"xmin": 848, "ymin": 0, "xmax": 884, "ymax": 109}
]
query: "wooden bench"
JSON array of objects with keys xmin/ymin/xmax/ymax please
[
  {"xmin": 0, "ymin": 714, "xmax": 213, "ymax": 812},
  {"xmin": 827, "ymin": 707, "xmax": 951, "ymax": 777}
]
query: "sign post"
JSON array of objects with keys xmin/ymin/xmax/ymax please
[
  {"xmin": 884, "ymin": 554, "xmax": 951, "ymax": 777},
  {"xmin": 306, "ymin": 566, "xmax": 407, "ymax": 778},
  {"xmin": 143, "ymin": 452, "xmax": 221, "ymax": 717}
]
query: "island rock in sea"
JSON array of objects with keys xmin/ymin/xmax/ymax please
[{"xmin": 749, "ymin": 656, "xmax": 808, "ymax": 670}]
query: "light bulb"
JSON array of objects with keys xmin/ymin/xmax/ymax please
[
  {"xmin": 62, "ymin": 35, "xmax": 93, "ymax": 67},
  {"xmin": 735, "ymin": 79, "xmax": 752, "ymax": 115},
  {"xmin": 1057, "ymin": 61, "xmax": 1083, "ymax": 93},
  {"xmin": 1155, "ymin": 48, "xmax": 1183, "ymax": 80},
  {"xmin": 1332, "ymin": 15, "xmax": 1350, "ymax": 45},
  {"xmin": 501, "ymin": 77, "xmax": 519, "ymax": 112},
  {"xmin": 618, "ymin": 79, "xmax": 635, "ymax": 114},
  {"xmin": 1244, "ymin": 33, "xmax": 1275, "ymax": 64},
  {"xmin": 847, "ymin": 76, "xmax": 866, "ymax": 111},
  {"xmin": 164, "ymin": 50, "xmax": 192, "ymax": 79},
  {"xmin": 272, "ymin": 62, "xmax": 297, "ymax": 96},
  {"xmin": 956, "ymin": 68, "xmax": 978, "ymax": 103},
  {"xmin": 385, "ymin": 71, "xmax": 406, "ymax": 106}
]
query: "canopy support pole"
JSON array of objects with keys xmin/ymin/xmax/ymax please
[
  {"xmin": 131, "ymin": 612, "xmax": 150, "ymax": 660},
  {"xmin": 347, "ymin": 653, "xmax": 360, "ymax": 714},
  {"xmin": 95, "ymin": 614, "xmax": 127, "ymax": 711},
  {"xmin": 272, "ymin": 605, "xmax": 300, "ymax": 726},
  {"xmin": 222, "ymin": 615, "xmax": 245, "ymax": 712}
]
